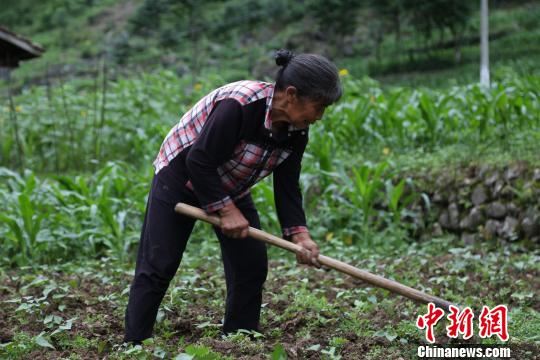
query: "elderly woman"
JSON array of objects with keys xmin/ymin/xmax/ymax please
[{"xmin": 124, "ymin": 49, "xmax": 342, "ymax": 343}]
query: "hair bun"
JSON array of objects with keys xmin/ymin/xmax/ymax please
[{"xmin": 275, "ymin": 49, "xmax": 295, "ymax": 67}]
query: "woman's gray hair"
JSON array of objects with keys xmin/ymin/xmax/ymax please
[{"xmin": 274, "ymin": 49, "xmax": 342, "ymax": 106}]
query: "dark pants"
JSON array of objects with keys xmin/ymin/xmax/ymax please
[{"xmin": 124, "ymin": 175, "xmax": 268, "ymax": 342}]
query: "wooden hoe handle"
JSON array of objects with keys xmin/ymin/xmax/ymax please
[{"xmin": 175, "ymin": 202, "xmax": 454, "ymax": 311}]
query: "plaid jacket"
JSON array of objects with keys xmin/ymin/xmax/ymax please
[{"xmin": 154, "ymin": 80, "xmax": 309, "ymax": 237}]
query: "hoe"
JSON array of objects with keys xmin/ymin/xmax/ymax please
[{"xmin": 175, "ymin": 202, "xmax": 454, "ymax": 311}]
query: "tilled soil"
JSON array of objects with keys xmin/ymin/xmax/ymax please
[{"xmin": 1, "ymin": 246, "xmax": 538, "ymax": 359}]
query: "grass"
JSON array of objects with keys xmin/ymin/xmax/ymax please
[
  {"xmin": 373, "ymin": 131, "xmax": 540, "ymax": 175},
  {"xmin": 0, "ymin": 235, "xmax": 537, "ymax": 359}
]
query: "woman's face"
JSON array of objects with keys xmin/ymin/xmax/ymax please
[{"xmin": 285, "ymin": 96, "xmax": 327, "ymax": 129}]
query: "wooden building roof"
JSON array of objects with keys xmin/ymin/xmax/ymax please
[{"xmin": 0, "ymin": 26, "xmax": 44, "ymax": 68}]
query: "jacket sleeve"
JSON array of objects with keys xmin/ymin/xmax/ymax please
[
  {"xmin": 185, "ymin": 99, "xmax": 243, "ymax": 212},
  {"xmin": 273, "ymin": 131, "xmax": 310, "ymax": 238}
]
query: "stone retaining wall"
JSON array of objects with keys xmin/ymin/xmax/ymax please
[{"xmin": 409, "ymin": 162, "xmax": 540, "ymax": 244}]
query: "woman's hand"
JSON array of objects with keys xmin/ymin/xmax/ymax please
[
  {"xmin": 218, "ymin": 202, "xmax": 249, "ymax": 238},
  {"xmin": 291, "ymin": 232, "xmax": 321, "ymax": 268}
]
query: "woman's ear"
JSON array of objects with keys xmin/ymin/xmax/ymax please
[{"xmin": 285, "ymin": 86, "xmax": 298, "ymax": 104}]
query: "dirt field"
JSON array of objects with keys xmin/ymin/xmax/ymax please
[{"xmin": 1, "ymin": 238, "xmax": 538, "ymax": 359}]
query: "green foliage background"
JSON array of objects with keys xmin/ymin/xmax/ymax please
[
  {"xmin": 1, "ymin": 70, "xmax": 539, "ymax": 267},
  {"xmin": 1, "ymin": 0, "xmax": 540, "ymax": 87},
  {"xmin": 0, "ymin": 2, "xmax": 539, "ymax": 358}
]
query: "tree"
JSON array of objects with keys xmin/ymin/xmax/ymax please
[
  {"xmin": 370, "ymin": 0, "xmax": 405, "ymax": 43},
  {"xmin": 370, "ymin": 0, "xmax": 405, "ymax": 61},
  {"xmin": 403, "ymin": 0, "xmax": 475, "ymax": 63},
  {"xmin": 438, "ymin": 1, "xmax": 475, "ymax": 63},
  {"xmin": 221, "ymin": 0, "xmax": 265, "ymax": 74},
  {"xmin": 129, "ymin": 0, "xmax": 167, "ymax": 36},
  {"xmin": 306, "ymin": 0, "xmax": 365, "ymax": 56},
  {"xmin": 165, "ymin": 0, "xmax": 207, "ymax": 77}
]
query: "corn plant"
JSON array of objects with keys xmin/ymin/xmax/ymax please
[
  {"xmin": 0, "ymin": 162, "xmax": 148, "ymax": 266},
  {"xmin": 385, "ymin": 178, "xmax": 416, "ymax": 224},
  {"xmin": 0, "ymin": 71, "xmax": 226, "ymax": 173},
  {"xmin": 1, "ymin": 71, "xmax": 540, "ymax": 264},
  {"xmin": 0, "ymin": 169, "xmax": 53, "ymax": 266},
  {"xmin": 250, "ymin": 179, "xmax": 279, "ymax": 232},
  {"xmin": 343, "ymin": 161, "xmax": 387, "ymax": 244},
  {"xmin": 3, "ymin": 71, "xmax": 539, "ymax": 174}
]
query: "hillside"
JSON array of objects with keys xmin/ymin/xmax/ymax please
[{"xmin": 1, "ymin": 0, "xmax": 539, "ymax": 87}]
